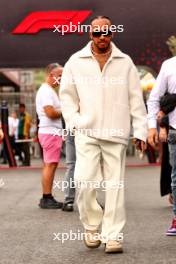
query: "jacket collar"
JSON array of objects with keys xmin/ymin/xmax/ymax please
[{"xmin": 78, "ymin": 41, "xmax": 125, "ymax": 58}]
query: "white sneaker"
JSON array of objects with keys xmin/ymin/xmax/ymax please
[
  {"xmin": 105, "ymin": 240, "xmax": 123, "ymax": 253},
  {"xmin": 84, "ymin": 230, "xmax": 101, "ymax": 248}
]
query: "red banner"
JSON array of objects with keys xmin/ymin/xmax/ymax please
[{"xmin": 12, "ymin": 11, "xmax": 92, "ymax": 34}]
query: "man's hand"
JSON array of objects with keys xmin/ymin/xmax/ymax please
[
  {"xmin": 159, "ymin": 127, "xmax": 168, "ymax": 142},
  {"xmin": 148, "ymin": 128, "xmax": 159, "ymax": 148},
  {"xmin": 134, "ymin": 139, "xmax": 147, "ymax": 152},
  {"xmin": 0, "ymin": 128, "xmax": 4, "ymax": 141},
  {"xmin": 157, "ymin": 110, "xmax": 165, "ymax": 122}
]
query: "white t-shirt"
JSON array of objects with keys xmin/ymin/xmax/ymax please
[
  {"xmin": 36, "ymin": 83, "xmax": 62, "ymax": 135},
  {"xmin": 8, "ymin": 117, "xmax": 19, "ymax": 138}
]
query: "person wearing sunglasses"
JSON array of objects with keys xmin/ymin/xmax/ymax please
[{"xmin": 60, "ymin": 15, "xmax": 147, "ymax": 253}]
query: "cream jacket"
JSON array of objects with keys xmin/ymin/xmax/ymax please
[{"xmin": 60, "ymin": 41, "xmax": 147, "ymax": 145}]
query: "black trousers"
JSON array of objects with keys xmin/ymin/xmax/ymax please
[
  {"xmin": 160, "ymin": 142, "xmax": 172, "ymax": 196},
  {"xmin": 18, "ymin": 136, "xmax": 31, "ymax": 166}
]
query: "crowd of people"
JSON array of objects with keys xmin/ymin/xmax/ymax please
[
  {"xmin": 1, "ymin": 15, "xmax": 176, "ymax": 254},
  {"xmin": 0, "ymin": 103, "xmax": 35, "ymax": 166}
]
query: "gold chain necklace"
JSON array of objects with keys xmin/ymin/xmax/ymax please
[{"xmin": 91, "ymin": 44, "xmax": 112, "ymax": 57}]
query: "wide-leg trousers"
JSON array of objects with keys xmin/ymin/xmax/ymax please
[{"xmin": 74, "ymin": 133, "xmax": 127, "ymax": 243}]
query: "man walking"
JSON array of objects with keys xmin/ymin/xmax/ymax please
[
  {"xmin": 36, "ymin": 63, "xmax": 63, "ymax": 209},
  {"xmin": 148, "ymin": 56, "xmax": 176, "ymax": 235},
  {"xmin": 18, "ymin": 103, "xmax": 31, "ymax": 166},
  {"xmin": 60, "ymin": 16, "xmax": 147, "ymax": 252}
]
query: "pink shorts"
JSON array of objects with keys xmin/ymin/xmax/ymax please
[{"xmin": 38, "ymin": 134, "xmax": 63, "ymax": 164}]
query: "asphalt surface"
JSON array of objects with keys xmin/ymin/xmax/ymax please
[{"xmin": 0, "ymin": 164, "xmax": 175, "ymax": 264}]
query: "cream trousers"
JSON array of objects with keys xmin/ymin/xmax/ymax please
[{"xmin": 74, "ymin": 133, "xmax": 127, "ymax": 243}]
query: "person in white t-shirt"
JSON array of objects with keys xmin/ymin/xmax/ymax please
[
  {"xmin": 8, "ymin": 111, "xmax": 19, "ymax": 138},
  {"xmin": 36, "ymin": 63, "xmax": 63, "ymax": 209},
  {"xmin": 8, "ymin": 111, "xmax": 20, "ymax": 160}
]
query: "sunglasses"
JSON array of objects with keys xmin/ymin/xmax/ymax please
[{"xmin": 92, "ymin": 30, "xmax": 112, "ymax": 37}]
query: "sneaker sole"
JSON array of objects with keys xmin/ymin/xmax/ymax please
[
  {"xmin": 105, "ymin": 247, "xmax": 123, "ymax": 253},
  {"xmin": 62, "ymin": 208, "xmax": 74, "ymax": 212},
  {"xmin": 166, "ymin": 232, "xmax": 176, "ymax": 236},
  {"xmin": 38, "ymin": 204, "xmax": 63, "ymax": 209}
]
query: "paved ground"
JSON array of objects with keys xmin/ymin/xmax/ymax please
[{"xmin": 0, "ymin": 162, "xmax": 175, "ymax": 264}]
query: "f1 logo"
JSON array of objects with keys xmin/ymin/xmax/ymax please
[{"xmin": 12, "ymin": 11, "xmax": 92, "ymax": 34}]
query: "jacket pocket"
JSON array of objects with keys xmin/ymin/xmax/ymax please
[{"xmin": 111, "ymin": 103, "xmax": 131, "ymax": 139}]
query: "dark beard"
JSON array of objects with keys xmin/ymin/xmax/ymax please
[{"xmin": 97, "ymin": 43, "xmax": 111, "ymax": 53}]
